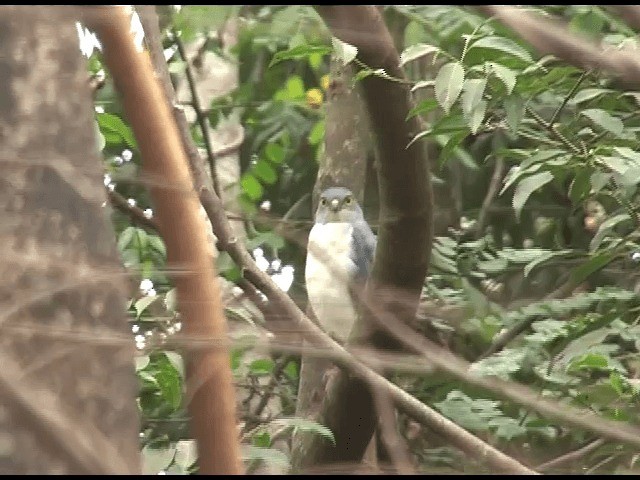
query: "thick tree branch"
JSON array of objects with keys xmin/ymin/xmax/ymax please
[
  {"xmin": 90, "ymin": 6, "xmax": 242, "ymax": 474},
  {"xmin": 294, "ymin": 5, "xmax": 434, "ymax": 468}
]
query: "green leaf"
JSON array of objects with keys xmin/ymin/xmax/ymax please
[
  {"xmin": 241, "ymin": 446, "xmax": 289, "ymax": 469},
  {"xmin": 280, "ymin": 418, "xmax": 335, "ymax": 445},
  {"xmin": 164, "ymin": 351, "xmax": 185, "ymax": 379},
  {"xmin": 469, "ymin": 36, "xmax": 532, "ymax": 63},
  {"xmin": 265, "ymin": 142, "xmax": 285, "ymax": 164},
  {"xmin": 241, "ymin": 174, "xmax": 264, "ymax": 201},
  {"xmin": 581, "ymin": 109, "xmax": 624, "ymax": 136},
  {"xmin": 568, "ymin": 353, "xmax": 609, "ymax": 372},
  {"xmin": 246, "ymin": 231, "xmax": 285, "ymax": 251},
  {"xmin": 524, "ymin": 249, "xmax": 573, "ymax": 277},
  {"xmin": 512, "ymin": 171, "xmax": 554, "ymax": 220},
  {"xmin": 135, "ymin": 295, "xmax": 159, "ymax": 319},
  {"xmin": 164, "ymin": 288, "xmax": 177, "ymax": 312},
  {"xmin": 135, "ymin": 355, "xmax": 150, "ymax": 371},
  {"xmin": 308, "ymin": 120, "xmax": 325, "ymax": 145},
  {"xmin": 468, "ymin": 100, "xmax": 486, "ymax": 134},
  {"xmin": 435, "ymin": 391, "xmax": 503, "ymax": 431},
  {"xmin": 569, "ymin": 168, "xmax": 593, "ymax": 203},
  {"xmin": 570, "ymin": 250, "xmax": 616, "ymax": 285},
  {"xmin": 504, "ymin": 94, "xmax": 524, "ymax": 135},
  {"xmin": 96, "ymin": 113, "xmax": 137, "ymax": 149},
  {"xmin": 400, "ymin": 43, "xmax": 439, "ymax": 66},
  {"xmin": 94, "ymin": 121, "xmax": 105, "ymax": 152},
  {"xmin": 155, "ymin": 357, "xmax": 183, "ymax": 410},
  {"xmin": 470, "ymin": 348, "xmax": 525, "ymax": 379},
  {"xmin": 269, "ymin": 44, "xmax": 332, "ymax": 68},
  {"xmin": 285, "ymin": 76, "xmax": 305, "ymax": 100},
  {"xmin": 117, "ymin": 226, "xmax": 136, "ymax": 253},
  {"xmin": 249, "ymin": 358, "xmax": 275, "ymax": 375},
  {"xmin": 148, "ymin": 235, "xmax": 166, "ymax": 258},
  {"xmin": 435, "ymin": 61, "xmax": 465, "ymax": 114},
  {"xmin": 253, "ymin": 160, "xmax": 277, "ymax": 185},
  {"xmin": 570, "ymin": 88, "xmax": 610, "ymax": 105},
  {"xmin": 590, "ymin": 213, "xmax": 632, "ymax": 252},
  {"xmin": 461, "ymin": 79, "xmax": 487, "ymax": 116},
  {"xmin": 488, "ymin": 62, "xmax": 517, "ymax": 94},
  {"xmin": 410, "ymin": 80, "xmax": 435, "ymax": 93},
  {"xmin": 332, "ymin": 36, "xmax": 358, "ymax": 66}
]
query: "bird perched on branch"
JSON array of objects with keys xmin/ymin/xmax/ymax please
[{"xmin": 305, "ymin": 187, "xmax": 377, "ymax": 342}]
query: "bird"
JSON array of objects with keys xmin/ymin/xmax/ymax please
[{"xmin": 305, "ymin": 187, "xmax": 377, "ymax": 343}]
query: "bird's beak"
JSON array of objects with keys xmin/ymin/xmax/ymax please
[{"xmin": 330, "ymin": 198, "xmax": 340, "ymax": 212}]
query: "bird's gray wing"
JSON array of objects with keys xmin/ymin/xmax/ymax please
[{"xmin": 350, "ymin": 219, "xmax": 377, "ymax": 279}]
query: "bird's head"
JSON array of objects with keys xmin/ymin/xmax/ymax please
[{"xmin": 314, "ymin": 187, "xmax": 363, "ymax": 224}]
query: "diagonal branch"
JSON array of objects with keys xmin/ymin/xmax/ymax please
[
  {"xmin": 473, "ymin": 6, "xmax": 640, "ymax": 89},
  {"xmin": 172, "ymin": 31, "xmax": 221, "ymax": 196}
]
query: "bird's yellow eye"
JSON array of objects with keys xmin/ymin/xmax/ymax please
[
  {"xmin": 344, "ymin": 196, "xmax": 352, "ymax": 205},
  {"xmin": 320, "ymin": 198, "xmax": 328, "ymax": 206}
]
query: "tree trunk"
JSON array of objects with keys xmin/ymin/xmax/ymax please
[
  {"xmin": 292, "ymin": 6, "xmax": 433, "ymax": 470},
  {"xmin": 292, "ymin": 56, "xmax": 378, "ymax": 472},
  {"xmin": 0, "ymin": 6, "xmax": 140, "ymax": 474}
]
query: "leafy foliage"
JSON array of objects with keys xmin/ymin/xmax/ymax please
[{"xmin": 88, "ymin": 4, "xmax": 640, "ymax": 475}]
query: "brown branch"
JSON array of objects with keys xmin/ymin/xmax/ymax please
[
  {"xmin": 475, "ymin": 158, "xmax": 505, "ymax": 239},
  {"xmin": 107, "ymin": 188, "xmax": 159, "ymax": 231},
  {"xmin": 536, "ymin": 438, "xmax": 605, "ymax": 473},
  {"xmin": 90, "ymin": 6, "xmax": 242, "ymax": 474},
  {"xmin": 473, "ymin": 6, "xmax": 640, "ymax": 90},
  {"xmin": 172, "ymin": 31, "xmax": 221, "ymax": 195},
  {"xmin": 372, "ymin": 385, "xmax": 415, "ymax": 474}
]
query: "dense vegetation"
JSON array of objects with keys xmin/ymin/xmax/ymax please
[{"xmin": 89, "ymin": 6, "xmax": 640, "ymax": 474}]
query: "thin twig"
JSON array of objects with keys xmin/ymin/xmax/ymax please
[
  {"xmin": 536, "ymin": 438, "xmax": 605, "ymax": 472},
  {"xmin": 475, "ymin": 158, "xmax": 505, "ymax": 239},
  {"xmin": 172, "ymin": 31, "xmax": 221, "ymax": 195},
  {"xmin": 549, "ymin": 70, "xmax": 588, "ymax": 126},
  {"xmin": 372, "ymin": 385, "xmax": 415, "ymax": 474},
  {"xmin": 107, "ymin": 188, "xmax": 159, "ymax": 230},
  {"xmin": 241, "ymin": 355, "xmax": 293, "ymax": 434},
  {"xmin": 525, "ymin": 105, "xmax": 582, "ymax": 155}
]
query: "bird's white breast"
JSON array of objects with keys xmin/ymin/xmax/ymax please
[{"xmin": 305, "ymin": 222, "xmax": 358, "ymax": 342}]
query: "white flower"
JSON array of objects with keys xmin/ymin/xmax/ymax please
[
  {"xmin": 140, "ymin": 278, "xmax": 153, "ymax": 293},
  {"xmin": 271, "ymin": 258, "xmax": 282, "ymax": 271},
  {"xmin": 272, "ymin": 265, "xmax": 294, "ymax": 292},
  {"xmin": 76, "ymin": 22, "xmax": 102, "ymax": 58},
  {"xmin": 103, "ymin": 173, "xmax": 112, "ymax": 187},
  {"xmin": 122, "ymin": 149, "xmax": 133, "ymax": 162},
  {"xmin": 131, "ymin": 324, "xmax": 140, "ymax": 334},
  {"xmin": 143, "ymin": 209, "xmax": 153, "ymax": 219},
  {"xmin": 94, "ymin": 105, "xmax": 105, "ymax": 114},
  {"xmin": 114, "ymin": 156, "xmax": 124, "ymax": 166},
  {"xmin": 256, "ymin": 255, "xmax": 269, "ymax": 272},
  {"xmin": 127, "ymin": 198, "xmax": 137, "ymax": 207},
  {"xmin": 147, "ymin": 288, "xmax": 157, "ymax": 297},
  {"xmin": 260, "ymin": 200, "xmax": 271, "ymax": 211}
]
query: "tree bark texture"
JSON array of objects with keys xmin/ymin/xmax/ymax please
[
  {"xmin": 0, "ymin": 6, "xmax": 141, "ymax": 474},
  {"xmin": 292, "ymin": 6, "xmax": 434, "ymax": 470}
]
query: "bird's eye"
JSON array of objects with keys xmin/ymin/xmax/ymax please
[
  {"xmin": 320, "ymin": 198, "xmax": 328, "ymax": 206},
  {"xmin": 344, "ymin": 196, "xmax": 352, "ymax": 205}
]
